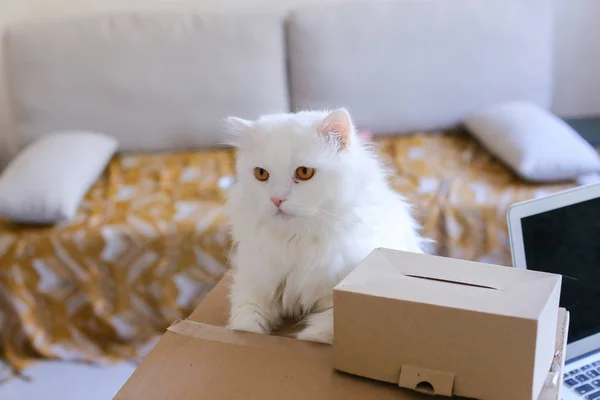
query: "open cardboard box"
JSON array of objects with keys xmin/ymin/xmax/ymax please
[{"xmin": 115, "ymin": 272, "xmax": 569, "ymax": 400}]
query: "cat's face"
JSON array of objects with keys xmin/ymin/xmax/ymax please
[{"xmin": 227, "ymin": 110, "xmax": 359, "ymax": 230}]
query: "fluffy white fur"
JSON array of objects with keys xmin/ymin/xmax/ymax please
[{"xmin": 225, "ymin": 109, "xmax": 426, "ymax": 344}]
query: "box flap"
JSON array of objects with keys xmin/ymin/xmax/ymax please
[
  {"xmin": 334, "ymin": 249, "xmax": 561, "ymax": 319},
  {"xmin": 115, "ymin": 320, "xmax": 433, "ymax": 400},
  {"xmin": 539, "ymin": 308, "xmax": 570, "ymax": 400},
  {"xmin": 187, "ymin": 275, "xmax": 232, "ymax": 325}
]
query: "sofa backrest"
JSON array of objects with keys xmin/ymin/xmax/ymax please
[
  {"xmin": 4, "ymin": 0, "xmax": 555, "ymax": 152},
  {"xmin": 4, "ymin": 12, "xmax": 289, "ymax": 152},
  {"xmin": 287, "ymin": 0, "xmax": 554, "ymax": 135}
]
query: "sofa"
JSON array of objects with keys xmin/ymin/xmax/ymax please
[{"xmin": 0, "ymin": 0, "xmax": 582, "ymax": 371}]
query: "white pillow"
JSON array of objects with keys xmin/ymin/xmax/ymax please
[
  {"xmin": 0, "ymin": 131, "xmax": 118, "ymax": 223},
  {"xmin": 464, "ymin": 101, "xmax": 600, "ymax": 182}
]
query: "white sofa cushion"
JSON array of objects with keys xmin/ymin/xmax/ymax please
[
  {"xmin": 0, "ymin": 131, "xmax": 117, "ymax": 223},
  {"xmin": 464, "ymin": 102, "xmax": 600, "ymax": 182},
  {"xmin": 287, "ymin": 0, "xmax": 554, "ymax": 135},
  {"xmin": 5, "ymin": 12, "xmax": 289, "ymax": 152}
]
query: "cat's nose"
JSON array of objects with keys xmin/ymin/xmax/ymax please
[{"xmin": 270, "ymin": 197, "xmax": 285, "ymax": 207}]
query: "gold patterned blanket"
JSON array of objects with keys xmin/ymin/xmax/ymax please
[{"xmin": 0, "ymin": 132, "xmax": 573, "ymax": 371}]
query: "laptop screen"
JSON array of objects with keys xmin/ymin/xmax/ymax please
[{"xmin": 521, "ymin": 196, "xmax": 600, "ymax": 344}]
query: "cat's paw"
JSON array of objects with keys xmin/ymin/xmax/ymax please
[
  {"xmin": 296, "ymin": 325, "xmax": 333, "ymax": 344},
  {"xmin": 296, "ymin": 307, "xmax": 333, "ymax": 344},
  {"xmin": 228, "ymin": 307, "xmax": 269, "ymax": 334},
  {"xmin": 228, "ymin": 319, "xmax": 266, "ymax": 334}
]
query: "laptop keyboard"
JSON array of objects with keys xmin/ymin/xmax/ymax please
[{"xmin": 565, "ymin": 360, "xmax": 600, "ymax": 398}]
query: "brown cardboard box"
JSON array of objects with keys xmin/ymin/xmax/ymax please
[
  {"xmin": 114, "ymin": 273, "xmax": 568, "ymax": 400},
  {"xmin": 333, "ymin": 249, "xmax": 563, "ymax": 400}
]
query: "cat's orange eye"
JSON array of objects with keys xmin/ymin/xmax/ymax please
[
  {"xmin": 295, "ymin": 166, "xmax": 315, "ymax": 181},
  {"xmin": 254, "ymin": 167, "xmax": 270, "ymax": 182}
]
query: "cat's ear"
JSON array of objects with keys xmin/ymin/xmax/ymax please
[
  {"xmin": 317, "ymin": 108, "xmax": 353, "ymax": 151},
  {"xmin": 223, "ymin": 116, "xmax": 254, "ymax": 147}
]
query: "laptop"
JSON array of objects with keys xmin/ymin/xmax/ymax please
[{"xmin": 508, "ymin": 183, "xmax": 600, "ymax": 400}]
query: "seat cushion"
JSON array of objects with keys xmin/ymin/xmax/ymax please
[
  {"xmin": 287, "ymin": 0, "xmax": 554, "ymax": 134},
  {"xmin": 5, "ymin": 12, "xmax": 289, "ymax": 152},
  {"xmin": 0, "ymin": 133, "xmax": 575, "ymax": 370},
  {"xmin": 0, "ymin": 149, "xmax": 235, "ymax": 370},
  {"xmin": 378, "ymin": 131, "xmax": 575, "ymax": 264}
]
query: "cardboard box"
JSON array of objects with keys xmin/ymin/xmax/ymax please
[
  {"xmin": 333, "ymin": 249, "xmax": 562, "ymax": 400},
  {"xmin": 114, "ymin": 273, "xmax": 568, "ymax": 400}
]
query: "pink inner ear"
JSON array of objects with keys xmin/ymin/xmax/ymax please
[{"xmin": 319, "ymin": 121, "xmax": 350, "ymax": 150}]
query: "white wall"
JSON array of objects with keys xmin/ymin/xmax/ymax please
[{"xmin": 0, "ymin": 0, "xmax": 599, "ymax": 162}]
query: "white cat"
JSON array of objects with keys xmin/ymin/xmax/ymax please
[{"xmin": 225, "ymin": 109, "xmax": 426, "ymax": 344}]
